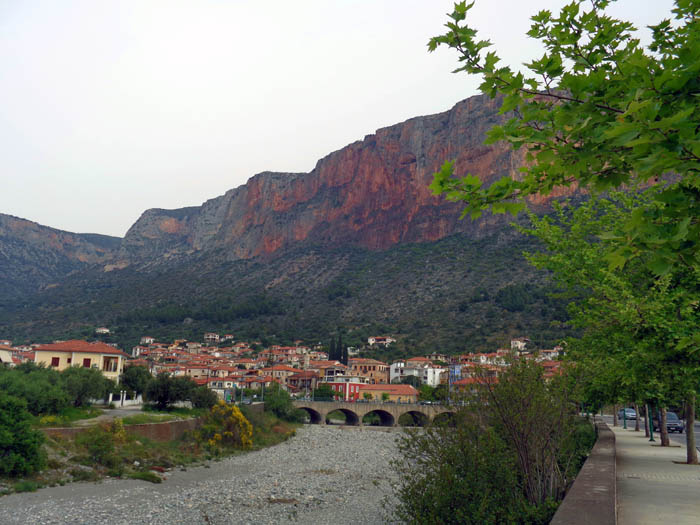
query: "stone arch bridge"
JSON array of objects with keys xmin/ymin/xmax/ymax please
[{"xmin": 292, "ymin": 400, "xmax": 456, "ymax": 427}]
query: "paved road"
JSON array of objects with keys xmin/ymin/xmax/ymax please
[{"xmin": 72, "ymin": 405, "xmax": 147, "ymax": 427}]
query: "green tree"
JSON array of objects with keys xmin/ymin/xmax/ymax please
[
  {"xmin": 264, "ymin": 383, "xmax": 304, "ymax": 421},
  {"xmin": 400, "ymin": 375, "xmax": 422, "ymax": 388},
  {"xmin": 145, "ymin": 374, "xmax": 196, "ymax": 410},
  {"xmin": 312, "ymin": 384, "xmax": 336, "ymax": 401},
  {"xmin": 191, "ymin": 386, "xmax": 219, "ymax": 409},
  {"xmin": 519, "ymin": 195, "xmax": 700, "ymax": 463},
  {"xmin": 121, "ymin": 365, "xmax": 153, "ymax": 396},
  {"xmin": 429, "ymin": 0, "xmax": 700, "ymax": 273},
  {"xmin": 0, "ymin": 392, "xmax": 46, "ymax": 477},
  {"xmin": 61, "ymin": 366, "xmax": 111, "ymax": 407},
  {"xmin": 0, "ymin": 363, "xmax": 70, "ymax": 415}
]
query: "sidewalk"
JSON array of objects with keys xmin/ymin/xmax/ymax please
[{"xmin": 613, "ymin": 425, "xmax": 700, "ymax": 524}]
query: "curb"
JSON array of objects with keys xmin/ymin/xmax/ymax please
[{"xmin": 550, "ymin": 419, "xmax": 616, "ymax": 525}]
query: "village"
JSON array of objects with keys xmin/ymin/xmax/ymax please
[{"xmin": 0, "ymin": 332, "xmax": 563, "ymax": 405}]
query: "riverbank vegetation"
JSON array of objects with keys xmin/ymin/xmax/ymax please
[
  {"xmin": 0, "ymin": 365, "xmax": 301, "ymax": 496},
  {"xmin": 391, "ymin": 359, "xmax": 595, "ymax": 524}
]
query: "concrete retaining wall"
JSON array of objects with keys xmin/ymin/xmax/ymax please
[{"xmin": 550, "ymin": 420, "xmax": 616, "ymax": 525}]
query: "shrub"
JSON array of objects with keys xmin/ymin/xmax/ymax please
[
  {"xmin": 196, "ymin": 401, "xmax": 253, "ymax": 453},
  {"xmin": 392, "ymin": 359, "xmax": 594, "ymax": 524},
  {"xmin": 128, "ymin": 471, "xmax": 162, "ymax": 483},
  {"xmin": 13, "ymin": 481, "xmax": 40, "ymax": 493},
  {"xmin": 74, "ymin": 420, "xmax": 125, "ymax": 469},
  {"xmin": 0, "ymin": 392, "xmax": 46, "ymax": 477},
  {"xmin": 393, "ymin": 418, "xmax": 537, "ymax": 524},
  {"xmin": 69, "ymin": 467, "xmax": 100, "ymax": 482}
]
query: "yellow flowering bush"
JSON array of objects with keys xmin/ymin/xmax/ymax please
[
  {"xmin": 106, "ymin": 418, "xmax": 127, "ymax": 445},
  {"xmin": 39, "ymin": 415, "xmax": 61, "ymax": 426},
  {"xmin": 197, "ymin": 401, "xmax": 253, "ymax": 452}
]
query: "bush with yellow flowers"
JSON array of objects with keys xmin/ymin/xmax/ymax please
[{"xmin": 195, "ymin": 401, "xmax": 253, "ymax": 453}]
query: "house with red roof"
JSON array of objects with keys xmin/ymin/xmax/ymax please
[
  {"xmin": 358, "ymin": 383, "xmax": 418, "ymax": 403},
  {"xmin": 33, "ymin": 340, "xmax": 130, "ymax": 384}
]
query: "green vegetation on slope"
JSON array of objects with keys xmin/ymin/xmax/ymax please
[{"xmin": 1, "ymin": 230, "xmax": 573, "ymax": 355}]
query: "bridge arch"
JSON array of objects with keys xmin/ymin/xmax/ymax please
[
  {"xmin": 398, "ymin": 410, "xmax": 430, "ymax": 427},
  {"xmin": 326, "ymin": 408, "xmax": 360, "ymax": 426},
  {"xmin": 362, "ymin": 409, "xmax": 395, "ymax": 427},
  {"xmin": 297, "ymin": 406, "xmax": 324, "ymax": 425},
  {"xmin": 431, "ymin": 411, "xmax": 458, "ymax": 427}
]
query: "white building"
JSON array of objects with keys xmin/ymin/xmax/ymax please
[
  {"xmin": 368, "ymin": 336, "xmax": 396, "ymax": 347},
  {"xmin": 390, "ymin": 359, "xmax": 445, "ymax": 387}
]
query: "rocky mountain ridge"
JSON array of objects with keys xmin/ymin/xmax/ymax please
[{"xmin": 117, "ymin": 94, "xmax": 526, "ymax": 263}]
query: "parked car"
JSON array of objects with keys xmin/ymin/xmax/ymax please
[
  {"xmin": 653, "ymin": 411, "xmax": 684, "ymax": 433},
  {"xmin": 617, "ymin": 408, "xmax": 637, "ymax": 420}
]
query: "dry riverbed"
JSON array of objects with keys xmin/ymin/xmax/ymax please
[{"xmin": 0, "ymin": 425, "xmax": 402, "ymax": 525}]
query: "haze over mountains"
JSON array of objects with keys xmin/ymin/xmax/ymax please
[{"xmin": 0, "ymin": 94, "xmax": 572, "ymax": 353}]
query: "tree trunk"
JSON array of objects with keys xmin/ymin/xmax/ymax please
[
  {"xmin": 660, "ymin": 406, "xmax": 670, "ymax": 446},
  {"xmin": 686, "ymin": 394, "xmax": 698, "ymax": 464},
  {"xmin": 634, "ymin": 402, "xmax": 640, "ymax": 432},
  {"xmin": 644, "ymin": 404, "xmax": 649, "ymax": 437},
  {"xmin": 613, "ymin": 404, "xmax": 618, "ymax": 427}
]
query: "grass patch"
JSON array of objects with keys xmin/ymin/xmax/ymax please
[
  {"xmin": 13, "ymin": 481, "xmax": 40, "ymax": 493},
  {"xmin": 142, "ymin": 404, "xmax": 205, "ymax": 417},
  {"xmin": 69, "ymin": 468, "xmax": 100, "ymax": 482},
  {"xmin": 121, "ymin": 414, "xmax": 179, "ymax": 425},
  {"xmin": 128, "ymin": 471, "xmax": 162, "ymax": 483},
  {"xmin": 33, "ymin": 407, "xmax": 102, "ymax": 427}
]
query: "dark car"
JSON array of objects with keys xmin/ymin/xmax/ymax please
[{"xmin": 653, "ymin": 411, "xmax": 684, "ymax": 433}]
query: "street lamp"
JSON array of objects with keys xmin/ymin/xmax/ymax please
[{"xmin": 648, "ymin": 403, "xmax": 655, "ymax": 442}]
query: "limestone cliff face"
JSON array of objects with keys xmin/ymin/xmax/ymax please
[{"xmin": 121, "ymin": 94, "xmax": 526, "ymax": 262}]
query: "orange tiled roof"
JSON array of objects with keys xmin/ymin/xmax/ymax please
[
  {"xmin": 358, "ymin": 384, "xmax": 418, "ymax": 395},
  {"xmin": 34, "ymin": 340, "xmax": 129, "ymax": 358}
]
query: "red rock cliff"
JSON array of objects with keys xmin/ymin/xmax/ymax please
[{"xmin": 121, "ymin": 94, "xmax": 527, "ymax": 261}]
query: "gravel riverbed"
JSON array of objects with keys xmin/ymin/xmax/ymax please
[{"xmin": 0, "ymin": 425, "xmax": 402, "ymax": 525}]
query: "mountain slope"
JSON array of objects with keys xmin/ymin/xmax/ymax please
[
  {"xmin": 1, "ymin": 94, "xmax": 574, "ymax": 351},
  {"xmin": 0, "ymin": 214, "xmax": 120, "ymax": 298}
]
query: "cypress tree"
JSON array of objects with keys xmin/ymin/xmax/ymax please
[
  {"xmin": 338, "ymin": 332, "xmax": 346, "ymax": 365},
  {"xmin": 329, "ymin": 337, "xmax": 337, "ymax": 361}
]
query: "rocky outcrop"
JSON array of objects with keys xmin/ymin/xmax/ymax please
[
  {"xmin": 120, "ymin": 94, "xmax": 528, "ymax": 262},
  {"xmin": 0, "ymin": 214, "xmax": 120, "ymax": 296}
]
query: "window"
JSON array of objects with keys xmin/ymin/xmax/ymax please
[
  {"xmin": 83, "ymin": 358, "xmax": 91, "ymax": 368},
  {"xmin": 50, "ymin": 357, "xmax": 60, "ymax": 367},
  {"xmin": 103, "ymin": 357, "xmax": 118, "ymax": 373}
]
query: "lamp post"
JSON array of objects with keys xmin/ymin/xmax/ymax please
[
  {"xmin": 648, "ymin": 403, "xmax": 655, "ymax": 442},
  {"xmin": 623, "ymin": 406, "xmax": 627, "ymax": 429}
]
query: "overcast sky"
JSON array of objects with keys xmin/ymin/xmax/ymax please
[{"xmin": 0, "ymin": 0, "xmax": 674, "ymax": 237}]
